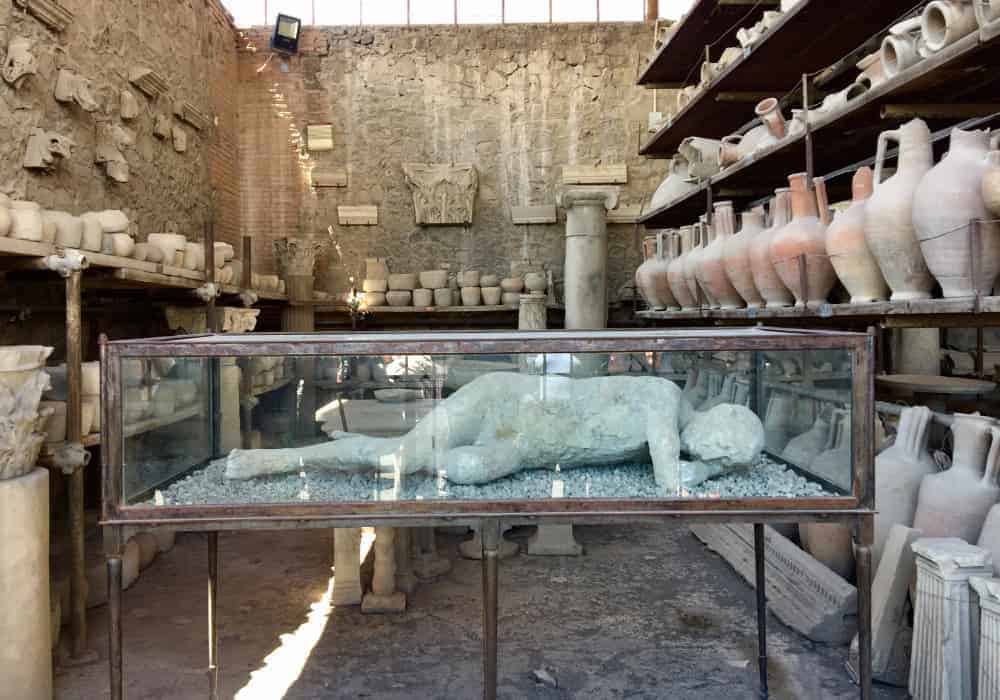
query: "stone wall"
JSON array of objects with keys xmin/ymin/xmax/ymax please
[
  {"xmin": 0, "ymin": 0, "xmax": 241, "ymax": 247},
  {"xmin": 237, "ymin": 22, "xmax": 667, "ymax": 297}
]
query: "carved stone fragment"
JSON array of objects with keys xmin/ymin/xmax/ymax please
[
  {"xmin": 128, "ymin": 66, "xmax": 168, "ymax": 99},
  {"xmin": 273, "ymin": 236, "xmax": 324, "ymax": 277},
  {"xmin": 94, "ymin": 123, "xmax": 134, "ymax": 183},
  {"xmin": 402, "ymin": 162, "xmax": 478, "ymax": 225},
  {"xmin": 13, "ymin": 0, "xmax": 74, "ymax": 32},
  {"xmin": 23, "ymin": 128, "xmax": 73, "ymax": 171},
  {"xmin": 337, "ymin": 205, "xmax": 378, "ymax": 226},
  {"xmin": 153, "ymin": 114, "xmax": 171, "ymax": 139},
  {"xmin": 173, "ymin": 100, "xmax": 209, "ymax": 131},
  {"xmin": 172, "ymin": 125, "xmax": 187, "ymax": 153},
  {"xmin": 221, "ymin": 307, "xmax": 260, "ymax": 333},
  {"xmin": 2, "ymin": 37, "xmax": 37, "ymax": 88},
  {"xmin": 53, "ymin": 69, "xmax": 98, "ymax": 112},
  {"xmin": 562, "ymin": 164, "xmax": 628, "ymax": 185},
  {"xmin": 120, "ymin": 90, "xmax": 139, "ymax": 120}
]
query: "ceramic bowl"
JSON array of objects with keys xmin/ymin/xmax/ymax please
[
  {"xmin": 104, "ymin": 233, "xmax": 135, "ymax": 258},
  {"xmin": 412, "ymin": 289, "xmax": 433, "ymax": 306},
  {"xmin": 419, "ymin": 270, "xmax": 448, "ymax": 289},
  {"xmin": 388, "ymin": 273, "xmax": 417, "ymax": 290},
  {"xmin": 500, "ymin": 277, "xmax": 524, "ymax": 292},
  {"xmin": 365, "ymin": 291, "xmax": 386, "ymax": 307},
  {"xmin": 458, "ymin": 270, "xmax": 480, "ymax": 288},
  {"xmin": 363, "ymin": 278, "xmax": 388, "ymax": 293},
  {"xmin": 461, "ymin": 286, "xmax": 482, "ymax": 306},
  {"xmin": 481, "ymin": 274, "xmax": 499, "ymax": 287},
  {"xmin": 433, "ymin": 288, "xmax": 452, "ymax": 306},
  {"xmin": 502, "ymin": 292, "xmax": 521, "ymax": 306},
  {"xmin": 482, "ymin": 286, "xmax": 502, "ymax": 305},
  {"xmin": 386, "ymin": 290, "xmax": 412, "ymax": 306}
]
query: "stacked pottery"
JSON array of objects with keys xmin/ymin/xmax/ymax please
[
  {"xmin": 9, "ymin": 201, "xmax": 43, "ymax": 241},
  {"xmin": 872, "ymin": 406, "xmax": 937, "ymax": 566},
  {"xmin": 418, "ymin": 269, "xmax": 449, "ymax": 308},
  {"xmin": 362, "ymin": 258, "xmax": 390, "ymax": 307},
  {"xmin": 500, "ymin": 276, "xmax": 524, "ymax": 306},
  {"xmin": 635, "ymin": 233, "xmax": 661, "ymax": 309},
  {"xmin": 770, "ymin": 173, "xmax": 837, "ymax": 307},
  {"xmin": 825, "ymin": 167, "xmax": 889, "ymax": 303},
  {"xmin": 700, "ymin": 201, "xmax": 745, "ymax": 309},
  {"xmin": 668, "ymin": 227, "xmax": 698, "ymax": 311},
  {"xmin": 693, "ymin": 218, "xmax": 720, "ymax": 308},
  {"xmin": 683, "ymin": 222, "xmax": 706, "ymax": 308},
  {"xmin": 864, "ymin": 118, "xmax": 936, "ymax": 300},
  {"xmin": 722, "ymin": 208, "xmax": 766, "ymax": 308},
  {"xmin": 386, "ymin": 272, "xmax": 415, "ymax": 307},
  {"xmin": 0, "ymin": 346, "xmax": 54, "ymax": 481},
  {"xmin": 636, "ymin": 232, "xmax": 677, "ymax": 311},
  {"xmin": 458, "ymin": 270, "xmax": 482, "ymax": 306},
  {"xmin": 750, "ymin": 189, "xmax": 795, "ymax": 307},
  {"xmin": 913, "ymin": 413, "xmax": 1000, "ymax": 543},
  {"xmin": 913, "ymin": 128, "xmax": 1000, "ymax": 297}
]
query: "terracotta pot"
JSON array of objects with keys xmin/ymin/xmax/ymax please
[
  {"xmin": 460, "ymin": 286, "xmax": 482, "ymax": 306},
  {"xmin": 678, "ymin": 136, "xmax": 722, "ymax": 179},
  {"xmin": 864, "ymin": 118, "xmax": 936, "ymax": 300},
  {"xmin": 722, "ymin": 209, "xmax": 766, "ymax": 308},
  {"xmin": 365, "ymin": 291, "xmax": 386, "ymax": 307},
  {"xmin": 501, "ymin": 292, "xmax": 520, "ymax": 306},
  {"xmin": 914, "ymin": 128, "xmax": 1000, "ymax": 297},
  {"xmin": 388, "ymin": 273, "xmax": 417, "ymax": 290},
  {"xmin": 826, "ymin": 167, "xmax": 889, "ymax": 303},
  {"xmin": 651, "ymin": 155, "xmax": 698, "ymax": 210},
  {"xmin": 750, "ymin": 189, "xmax": 795, "ymax": 307},
  {"xmin": 913, "ymin": 413, "xmax": 1000, "ymax": 543},
  {"xmin": 362, "ymin": 278, "xmax": 388, "ymax": 293},
  {"xmin": 881, "ymin": 28, "xmax": 923, "ymax": 78},
  {"xmin": 482, "ymin": 287, "xmax": 502, "ymax": 305},
  {"xmin": 770, "ymin": 174, "xmax": 836, "ymax": 306},
  {"xmin": 481, "ymin": 274, "xmax": 499, "ymax": 287},
  {"xmin": 385, "ymin": 290, "xmax": 411, "ymax": 307},
  {"xmin": 458, "ymin": 270, "xmax": 480, "ymax": 288},
  {"xmin": 921, "ymin": 0, "xmax": 978, "ymax": 53},
  {"xmin": 651, "ymin": 231, "xmax": 678, "ymax": 311},
  {"xmin": 668, "ymin": 227, "xmax": 698, "ymax": 311},
  {"xmin": 44, "ymin": 211, "xmax": 83, "ymax": 248},
  {"xmin": 104, "ymin": 233, "xmax": 135, "ymax": 258},
  {"xmin": 524, "ymin": 272, "xmax": 546, "ymax": 293},
  {"xmin": 685, "ymin": 222, "xmax": 710, "ymax": 308},
  {"xmin": 418, "ymin": 270, "xmax": 448, "ymax": 289},
  {"xmin": 800, "ymin": 522, "xmax": 855, "ymax": 580},
  {"xmin": 500, "ymin": 277, "xmax": 523, "ymax": 293},
  {"xmin": 983, "ymin": 150, "xmax": 1000, "ymax": 217},
  {"xmin": 412, "ymin": 288, "xmax": 433, "ymax": 307},
  {"xmin": 700, "ymin": 201, "xmax": 745, "ymax": 309},
  {"xmin": 756, "ymin": 97, "xmax": 787, "ymax": 142},
  {"xmin": 855, "ymin": 51, "xmax": 887, "ymax": 89}
]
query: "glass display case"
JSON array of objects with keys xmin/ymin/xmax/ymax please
[{"xmin": 101, "ymin": 328, "xmax": 874, "ymax": 524}]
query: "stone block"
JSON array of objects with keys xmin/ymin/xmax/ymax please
[
  {"xmin": 510, "ymin": 205, "xmax": 557, "ymax": 224},
  {"xmin": 306, "ymin": 124, "xmax": 334, "ymax": 151},
  {"xmin": 691, "ymin": 523, "xmax": 857, "ymax": 643},
  {"xmin": 527, "ymin": 525, "xmax": 582, "ymax": 556},
  {"xmin": 562, "ymin": 164, "xmax": 628, "ymax": 185},
  {"xmin": 311, "ymin": 167, "xmax": 347, "ymax": 188},
  {"xmin": 606, "ymin": 205, "xmax": 644, "ymax": 225},
  {"xmin": 338, "ymin": 205, "xmax": 378, "ymax": 226}
]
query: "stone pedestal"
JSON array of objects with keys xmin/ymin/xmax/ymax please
[
  {"xmin": 0, "ymin": 468, "xmax": 51, "ymax": 699},
  {"xmin": 362, "ymin": 527, "xmax": 406, "ymax": 613},
  {"xmin": 331, "ymin": 527, "xmax": 362, "ymax": 606},
  {"xmin": 412, "ymin": 527, "xmax": 452, "ymax": 580},
  {"xmin": 518, "ymin": 293, "xmax": 547, "ymax": 329},
  {"xmin": 527, "ymin": 524, "xmax": 583, "ymax": 556},
  {"xmin": 558, "ymin": 187, "xmax": 618, "ymax": 330},
  {"xmin": 909, "ymin": 538, "xmax": 992, "ymax": 700},
  {"xmin": 971, "ymin": 577, "xmax": 1000, "ymax": 700},
  {"xmin": 459, "ymin": 526, "xmax": 520, "ymax": 560},
  {"xmin": 219, "ymin": 358, "xmax": 241, "ymax": 453},
  {"xmin": 394, "ymin": 527, "xmax": 419, "ymax": 595}
]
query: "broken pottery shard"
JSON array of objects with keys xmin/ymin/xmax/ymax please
[
  {"xmin": 402, "ymin": 163, "xmax": 478, "ymax": 225},
  {"xmin": 128, "ymin": 66, "xmax": 169, "ymax": 99},
  {"xmin": 13, "ymin": 0, "xmax": 73, "ymax": 32},
  {"xmin": 690, "ymin": 523, "xmax": 858, "ymax": 643},
  {"xmin": 54, "ymin": 69, "xmax": 98, "ymax": 112}
]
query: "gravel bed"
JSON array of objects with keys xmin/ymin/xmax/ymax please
[{"xmin": 145, "ymin": 455, "xmax": 832, "ymax": 506}]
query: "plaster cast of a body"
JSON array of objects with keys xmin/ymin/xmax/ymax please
[{"xmin": 225, "ymin": 373, "xmax": 763, "ymax": 494}]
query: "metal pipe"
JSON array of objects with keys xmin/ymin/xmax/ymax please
[
  {"xmin": 753, "ymin": 524, "xmax": 769, "ymax": 699},
  {"xmin": 108, "ymin": 555, "xmax": 123, "ymax": 700},
  {"xmin": 208, "ymin": 532, "xmax": 219, "ymax": 699},
  {"xmin": 66, "ymin": 269, "xmax": 88, "ymax": 659},
  {"xmin": 480, "ymin": 520, "xmax": 501, "ymax": 700}
]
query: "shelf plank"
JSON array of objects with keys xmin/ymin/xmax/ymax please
[
  {"xmin": 0, "ymin": 237, "xmax": 54, "ymax": 257},
  {"xmin": 640, "ymin": 0, "xmax": 920, "ymax": 155},
  {"xmin": 638, "ymin": 0, "xmax": 779, "ymax": 86}
]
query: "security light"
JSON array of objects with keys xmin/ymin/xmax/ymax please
[{"xmin": 271, "ymin": 13, "xmax": 301, "ymax": 54}]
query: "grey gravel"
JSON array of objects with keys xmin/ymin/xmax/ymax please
[{"xmin": 146, "ymin": 454, "xmax": 831, "ymax": 506}]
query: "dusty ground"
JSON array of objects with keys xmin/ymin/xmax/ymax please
[{"xmin": 56, "ymin": 524, "xmax": 906, "ymax": 699}]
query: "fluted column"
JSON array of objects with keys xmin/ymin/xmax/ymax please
[{"xmin": 972, "ymin": 577, "xmax": 1000, "ymax": 700}]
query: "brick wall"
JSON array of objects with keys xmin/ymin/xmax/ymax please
[{"xmin": 236, "ymin": 22, "xmax": 668, "ymax": 295}]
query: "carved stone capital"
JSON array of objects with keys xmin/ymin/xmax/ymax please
[
  {"xmin": 221, "ymin": 307, "xmax": 260, "ymax": 333},
  {"xmin": 273, "ymin": 237, "xmax": 324, "ymax": 277},
  {"xmin": 164, "ymin": 307, "xmax": 207, "ymax": 334},
  {"xmin": 402, "ymin": 163, "xmax": 478, "ymax": 225},
  {"xmin": 557, "ymin": 187, "xmax": 620, "ymax": 212}
]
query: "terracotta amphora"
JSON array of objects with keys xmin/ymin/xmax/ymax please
[
  {"xmin": 826, "ymin": 167, "xmax": 889, "ymax": 303},
  {"xmin": 921, "ymin": 0, "xmax": 978, "ymax": 53},
  {"xmin": 700, "ymin": 201, "xmax": 746, "ymax": 309},
  {"xmin": 750, "ymin": 189, "xmax": 796, "ymax": 307},
  {"xmin": 983, "ymin": 150, "xmax": 1000, "ymax": 218},
  {"xmin": 913, "ymin": 413, "xmax": 1000, "ymax": 543},
  {"xmin": 693, "ymin": 218, "xmax": 721, "ymax": 309},
  {"xmin": 668, "ymin": 227, "xmax": 699, "ymax": 310},
  {"xmin": 913, "ymin": 128, "xmax": 1000, "ymax": 297},
  {"xmin": 683, "ymin": 223, "xmax": 705, "ymax": 307},
  {"xmin": 864, "ymin": 118, "xmax": 936, "ymax": 300},
  {"xmin": 723, "ymin": 208, "xmax": 766, "ymax": 308},
  {"xmin": 770, "ymin": 173, "xmax": 837, "ymax": 307},
  {"xmin": 872, "ymin": 406, "xmax": 937, "ymax": 567},
  {"xmin": 635, "ymin": 234, "xmax": 662, "ymax": 309},
  {"xmin": 650, "ymin": 231, "xmax": 678, "ymax": 310}
]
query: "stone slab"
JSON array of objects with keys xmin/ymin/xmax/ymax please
[
  {"xmin": 691, "ymin": 523, "xmax": 857, "ymax": 643},
  {"xmin": 338, "ymin": 205, "xmax": 378, "ymax": 226},
  {"xmin": 606, "ymin": 205, "xmax": 644, "ymax": 224},
  {"xmin": 311, "ymin": 167, "xmax": 347, "ymax": 188},
  {"xmin": 562, "ymin": 164, "xmax": 628, "ymax": 185},
  {"xmin": 510, "ymin": 205, "xmax": 557, "ymax": 224}
]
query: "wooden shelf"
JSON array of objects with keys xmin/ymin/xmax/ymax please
[
  {"xmin": 641, "ymin": 29, "xmax": 1000, "ymax": 227},
  {"xmin": 640, "ymin": 0, "xmax": 923, "ymax": 156},
  {"xmin": 637, "ymin": 0, "xmax": 779, "ymax": 87}
]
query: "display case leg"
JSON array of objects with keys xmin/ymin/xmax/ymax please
[
  {"xmin": 753, "ymin": 523, "xmax": 768, "ymax": 700},
  {"xmin": 208, "ymin": 532, "xmax": 220, "ymax": 699},
  {"xmin": 856, "ymin": 519, "xmax": 874, "ymax": 700},
  {"xmin": 108, "ymin": 555, "xmax": 123, "ymax": 700},
  {"xmin": 480, "ymin": 520, "xmax": 501, "ymax": 700}
]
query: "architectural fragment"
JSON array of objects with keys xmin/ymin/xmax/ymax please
[
  {"xmin": 310, "ymin": 167, "xmax": 347, "ymax": 188},
  {"xmin": 562, "ymin": 164, "xmax": 628, "ymax": 185},
  {"xmin": 273, "ymin": 236, "xmax": 324, "ymax": 277},
  {"xmin": 174, "ymin": 101, "xmax": 209, "ymax": 131},
  {"xmin": 128, "ymin": 66, "xmax": 168, "ymax": 99},
  {"xmin": 120, "ymin": 90, "xmax": 139, "ymax": 120},
  {"xmin": 54, "ymin": 69, "xmax": 98, "ymax": 112},
  {"xmin": 306, "ymin": 124, "xmax": 334, "ymax": 151},
  {"xmin": 12, "ymin": 0, "xmax": 73, "ymax": 32},
  {"xmin": 221, "ymin": 308, "xmax": 260, "ymax": 333},
  {"xmin": 95, "ymin": 123, "xmax": 135, "ymax": 183},
  {"xmin": 153, "ymin": 114, "xmax": 171, "ymax": 139},
  {"xmin": 2, "ymin": 37, "xmax": 37, "ymax": 88},
  {"xmin": 510, "ymin": 205, "xmax": 557, "ymax": 224},
  {"xmin": 971, "ymin": 577, "xmax": 1000, "ymax": 700},
  {"xmin": 23, "ymin": 128, "xmax": 73, "ymax": 171},
  {"xmin": 172, "ymin": 125, "xmax": 187, "ymax": 153},
  {"xmin": 337, "ymin": 205, "xmax": 378, "ymax": 226},
  {"xmin": 402, "ymin": 162, "xmax": 478, "ymax": 225}
]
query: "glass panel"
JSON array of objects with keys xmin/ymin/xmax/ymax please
[
  {"xmin": 361, "ymin": 0, "xmax": 407, "ymax": 25},
  {"xmin": 267, "ymin": 0, "xmax": 313, "ymax": 26},
  {"xmin": 552, "ymin": 0, "xmax": 597, "ymax": 22},
  {"xmin": 458, "ymin": 0, "xmax": 501, "ymax": 24},
  {"xmin": 503, "ymin": 0, "xmax": 548, "ymax": 23},
  {"xmin": 315, "ymin": 1, "xmax": 362, "ymax": 24},
  {"xmin": 410, "ymin": 0, "xmax": 455, "ymax": 24},
  {"xmin": 123, "ymin": 347, "xmax": 854, "ymax": 506},
  {"xmin": 224, "ymin": 0, "xmax": 267, "ymax": 26},
  {"xmin": 599, "ymin": 0, "xmax": 642, "ymax": 22}
]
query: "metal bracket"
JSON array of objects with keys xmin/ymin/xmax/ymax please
[{"xmin": 43, "ymin": 248, "xmax": 90, "ymax": 277}]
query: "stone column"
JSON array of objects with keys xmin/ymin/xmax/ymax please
[
  {"xmin": 558, "ymin": 187, "xmax": 619, "ymax": 330},
  {"xmin": 219, "ymin": 308, "xmax": 259, "ymax": 453},
  {"xmin": 394, "ymin": 528, "xmax": 419, "ymax": 595},
  {"xmin": 362, "ymin": 527, "xmax": 406, "ymax": 613},
  {"xmin": 894, "ymin": 328, "xmax": 941, "ymax": 376},
  {"xmin": 971, "ymin": 577, "xmax": 1000, "ymax": 700},
  {"xmin": 0, "ymin": 468, "xmax": 51, "ymax": 699},
  {"xmin": 909, "ymin": 537, "xmax": 992, "ymax": 700},
  {"xmin": 331, "ymin": 527, "xmax": 362, "ymax": 606}
]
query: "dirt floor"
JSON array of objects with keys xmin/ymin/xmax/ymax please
[{"xmin": 56, "ymin": 523, "xmax": 907, "ymax": 699}]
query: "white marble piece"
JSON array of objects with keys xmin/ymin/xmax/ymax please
[
  {"xmin": 332, "ymin": 527, "xmax": 362, "ymax": 606},
  {"xmin": 971, "ymin": 576, "xmax": 1000, "ymax": 700}
]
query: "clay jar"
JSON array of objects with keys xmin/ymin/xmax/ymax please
[
  {"xmin": 722, "ymin": 208, "xmax": 766, "ymax": 308},
  {"xmin": 864, "ymin": 118, "xmax": 936, "ymax": 300},
  {"xmin": 366, "ymin": 257, "xmax": 389, "ymax": 280},
  {"xmin": 913, "ymin": 128, "xmax": 1000, "ymax": 297},
  {"xmin": 872, "ymin": 406, "xmax": 937, "ymax": 566},
  {"xmin": 913, "ymin": 413, "xmax": 1000, "ymax": 543},
  {"xmin": 481, "ymin": 287, "xmax": 502, "ymax": 305},
  {"xmin": 921, "ymin": 0, "xmax": 978, "ymax": 53},
  {"xmin": 700, "ymin": 201, "xmax": 745, "ymax": 309},
  {"xmin": 770, "ymin": 174, "xmax": 837, "ymax": 307},
  {"xmin": 460, "ymin": 287, "xmax": 482, "ymax": 306},
  {"xmin": 650, "ymin": 231, "xmax": 678, "ymax": 311},
  {"xmin": 684, "ymin": 223, "xmax": 708, "ymax": 307},
  {"xmin": 983, "ymin": 150, "xmax": 1000, "ymax": 217},
  {"xmin": 825, "ymin": 167, "xmax": 889, "ymax": 303},
  {"xmin": 635, "ymin": 234, "xmax": 662, "ymax": 309},
  {"xmin": 668, "ymin": 227, "xmax": 698, "ymax": 311},
  {"xmin": 750, "ymin": 189, "xmax": 795, "ymax": 307}
]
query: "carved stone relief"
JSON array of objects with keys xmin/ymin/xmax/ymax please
[
  {"xmin": 12, "ymin": 0, "xmax": 74, "ymax": 33},
  {"xmin": 2, "ymin": 38, "xmax": 37, "ymax": 88},
  {"xmin": 54, "ymin": 69, "xmax": 98, "ymax": 112},
  {"xmin": 172, "ymin": 125, "xmax": 187, "ymax": 153},
  {"xmin": 173, "ymin": 101, "xmax": 209, "ymax": 131},
  {"xmin": 120, "ymin": 90, "xmax": 139, "ymax": 120},
  {"xmin": 402, "ymin": 163, "xmax": 478, "ymax": 225},
  {"xmin": 94, "ymin": 123, "xmax": 135, "ymax": 183},
  {"xmin": 128, "ymin": 66, "xmax": 168, "ymax": 100},
  {"xmin": 221, "ymin": 308, "xmax": 260, "ymax": 333},
  {"xmin": 273, "ymin": 237, "xmax": 324, "ymax": 277},
  {"xmin": 23, "ymin": 128, "xmax": 73, "ymax": 171}
]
